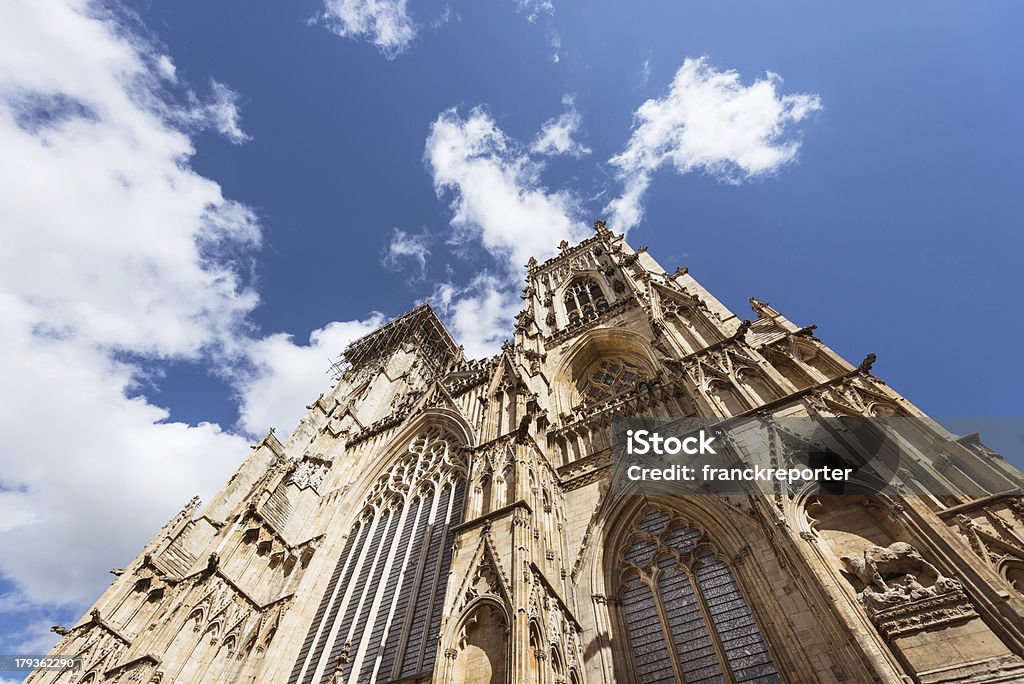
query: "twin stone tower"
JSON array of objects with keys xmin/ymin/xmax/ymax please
[{"xmin": 31, "ymin": 222, "xmax": 1024, "ymax": 683}]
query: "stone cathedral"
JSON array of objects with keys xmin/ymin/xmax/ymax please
[{"xmin": 31, "ymin": 222, "xmax": 1024, "ymax": 684}]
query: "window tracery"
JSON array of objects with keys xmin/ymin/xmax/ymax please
[
  {"xmin": 289, "ymin": 426, "xmax": 467, "ymax": 684},
  {"xmin": 563, "ymin": 278, "xmax": 607, "ymax": 324},
  {"xmin": 616, "ymin": 506, "xmax": 781, "ymax": 683},
  {"xmin": 577, "ymin": 357, "xmax": 648, "ymax": 407}
]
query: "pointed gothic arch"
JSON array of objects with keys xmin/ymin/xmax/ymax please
[
  {"xmin": 551, "ymin": 328, "xmax": 659, "ymax": 417},
  {"xmin": 560, "ymin": 275, "xmax": 609, "ymax": 325},
  {"xmin": 288, "ymin": 418, "xmax": 470, "ymax": 684},
  {"xmin": 585, "ymin": 495, "xmax": 794, "ymax": 684},
  {"xmin": 1000, "ymin": 559, "xmax": 1024, "ymax": 596},
  {"xmin": 611, "ymin": 505, "xmax": 781, "ymax": 682},
  {"xmin": 448, "ymin": 598, "xmax": 511, "ymax": 684}
]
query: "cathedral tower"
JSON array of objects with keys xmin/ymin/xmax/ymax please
[{"xmin": 30, "ymin": 222, "xmax": 1024, "ymax": 683}]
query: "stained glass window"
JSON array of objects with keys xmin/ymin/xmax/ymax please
[
  {"xmin": 617, "ymin": 507, "xmax": 781, "ymax": 684},
  {"xmin": 288, "ymin": 427, "xmax": 467, "ymax": 684},
  {"xmin": 564, "ymin": 279, "xmax": 608, "ymax": 324}
]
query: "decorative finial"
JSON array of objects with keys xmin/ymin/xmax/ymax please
[
  {"xmin": 526, "ymin": 256, "xmax": 537, "ymax": 270},
  {"xmin": 558, "ymin": 239, "xmax": 570, "ymax": 252},
  {"xmin": 594, "ymin": 219, "xmax": 609, "ymax": 235}
]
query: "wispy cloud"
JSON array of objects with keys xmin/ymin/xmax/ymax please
[
  {"xmin": 319, "ymin": 0, "xmax": 559, "ymax": 60},
  {"xmin": 549, "ymin": 30, "xmax": 562, "ymax": 63},
  {"xmin": 606, "ymin": 56, "xmax": 822, "ymax": 232},
  {"xmin": 531, "ymin": 94, "xmax": 591, "ymax": 158},
  {"xmin": 382, "ymin": 227, "xmax": 431, "ymax": 277},
  {"xmin": 175, "ymin": 78, "xmax": 252, "ymax": 144},
  {"xmin": 639, "ymin": 55, "xmax": 651, "ymax": 87},
  {"xmin": 203, "ymin": 80, "xmax": 251, "ymax": 143},
  {"xmin": 320, "ymin": 0, "xmax": 417, "ymax": 59},
  {"xmin": 516, "ymin": 0, "xmax": 555, "ymax": 23},
  {"xmin": 429, "ymin": 274, "xmax": 520, "ymax": 359},
  {"xmin": 430, "ymin": 4, "xmax": 455, "ymax": 30}
]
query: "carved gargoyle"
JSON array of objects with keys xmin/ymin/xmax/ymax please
[
  {"xmin": 857, "ymin": 353, "xmax": 877, "ymax": 373},
  {"xmin": 733, "ymin": 319, "xmax": 752, "ymax": 340},
  {"xmin": 205, "ymin": 552, "xmax": 220, "ymax": 575}
]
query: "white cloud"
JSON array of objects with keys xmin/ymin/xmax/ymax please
[
  {"xmin": 382, "ymin": 227, "xmax": 430, "ymax": 277},
  {"xmin": 175, "ymin": 79, "xmax": 251, "ymax": 144},
  {"xmin": 0, "ymin": 0, "xmax": 266, "ymax": 646},
  {"xmin": 0, "ymin": 4, "xmax": 260, "ymax": 359},
  {"xmin": 531, "ymin": 94, "xmax": 591, "ymax": 158},
  {"xmin": 639, "ymin": 56, "xmax": 651, "ymax": 87},
  {"xmin": 203, "ymin": 80, "xmax": 251, "ymax": 144},
  {"xmin": 429, "ymin": 275, "xmax": 520, "ymax": 359},
  {"xmin": 425, "ymin": 105, "xmax": 587, "ymax": 274},
  {"xmin": 549, "ymin": 30, "xmax": 562, "ymax": 63},
  {"xmin": 236, "ymin": 316, "xmax": 385, "ymax": 437},
  {"xmin": 320, "ymin": 0, "xmax": 417, "ymax": 59},
  {"xmin": 517, "ymin": 0, "xmax": 555, "ymax": 23},
  {"xmin": 424, "ymin": 105, "xmax": 588, "ymax": 358},
  {"xmin": 606, "ymin": 56, "xmax": 822, "ymax": 232},
  {"xmin": 319, "ymin": 0, "xmax": 557, "ymax": 58},
  {"xmin": 156, "ymin": 54, "xmax": 176, "ymax": 81},
  {"xmin": 0, "ymin": 295, "xmax": 250, "ymax": 607},
  {"xmin": 430, "ymin": 4, "xmax": 455, "ymax": 30}
]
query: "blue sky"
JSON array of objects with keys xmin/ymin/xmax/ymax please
[{"xmin": 0, "ymin": 0, "xmax": 1022, "ymax": 662}]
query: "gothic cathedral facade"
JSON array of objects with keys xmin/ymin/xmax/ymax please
[{"xmin": 31, "ymin": 222, "xmax": 1024, "ymax": 683}]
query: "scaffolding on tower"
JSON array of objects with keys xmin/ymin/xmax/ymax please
[{"xmin": 328, "ymin": 303, "xmax": 462, "ymax": 380}]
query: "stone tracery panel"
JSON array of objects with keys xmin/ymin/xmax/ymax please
[
  {"xmin": 288, "ymin": 426, "xmax": 468, "ymax": 684},
  {"xmin": 614, "ymin": 506, "xmax": 780, "ymax": 683},
  {"xmin": 576, "ymin": 357, "xmax": 648, "ymax": 407},
  {"xmin": 563, "ymin": 277, "xmax": 608, "ymax": 325}
]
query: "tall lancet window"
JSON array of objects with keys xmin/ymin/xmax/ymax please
[
  {"xmin": 616, "ymin": 507, "xmax": 781, "ymax": 684},
  {"xmin": 289, "ymin": 426, "xmax": 467, "ymax": 684},
  {"xmin": 564, "ymin": 278, "xmax": 607, "ymax": 324}
]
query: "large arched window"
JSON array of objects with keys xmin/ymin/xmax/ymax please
[
  {"xmin": 616, "ymin": 506, "xmax": 780, "ymax": 684},
  {"xmin": 289, "ymin": 426, "xmax": 467, "ymax": 684},
  {"xmin": 577, "ymin": 357, "xmax": 648, "ymax": 407},
  {"xmin": 564, "ymin": 278, "xmax": 607, "ymax": 324}
]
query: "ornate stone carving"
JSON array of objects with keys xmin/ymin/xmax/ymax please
[
  {"xmin": 955, "ymin": 514, "xmax": 989, "ymax": 562},
  {"xmin": 870, "ymin": 589, "xmax": 977, "ymax": 637},
  {"xmin": 289, "ymin": 458, "xmax": 330, "ymax": 491},
  {"xmin": 841, "ymin": 542, "xmax": 940, "ymax": 593},
  {"xmin": 840, "ymin": 541, "xmax": 965, "ymax": 622},
  {"xmin": 470, "ymin": 558, "xmax": 500, "ymax": 599}
]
